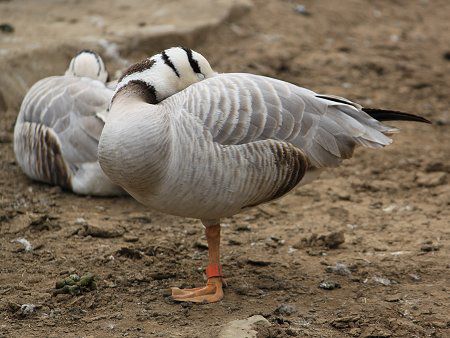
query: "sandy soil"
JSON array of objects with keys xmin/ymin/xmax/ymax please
[{"xmin": 1, "ymin": 0, "xmax": 449, "ymax": 337}]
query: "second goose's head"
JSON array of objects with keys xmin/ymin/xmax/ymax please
[
  {"xmin": 65, "ymin": 50, "xmax": 108, "ymax": 83},
  {"xmin": 112, "ymin": 47, "xmax": 216, "ymax": 104}
]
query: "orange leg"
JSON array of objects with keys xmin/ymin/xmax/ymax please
[{"xmin": 171, "ymin": 223, "xmax": 224, "ymax": 303}]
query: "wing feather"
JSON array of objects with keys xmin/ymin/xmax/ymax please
[
  {"xmin": 18, "ymin": 76, "xmax": 113, "ymax": 166},
  {"xmin": 169, "ymin": 73, "xmax": 396, "ymax": 167}
]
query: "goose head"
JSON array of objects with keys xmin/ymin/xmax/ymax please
[
  {"xmin": 112, "ymin": 47, "xmax": 216, "ymax": 104},
  {"xmin": 65, "ymin": 50, "xmax": 108, "ymax": 83}
]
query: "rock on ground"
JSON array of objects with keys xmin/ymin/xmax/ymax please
[{"xmin": 219, "ymin": 315, "xmax": 270, "ymax": 338}]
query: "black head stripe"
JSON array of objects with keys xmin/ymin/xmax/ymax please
[
  {"xmin": 112, "ymin": 79, "xmax": 158, "ymax": 105},
  {"xmin": 161, "ymin": 51, "xmax": 180, "ymax": 77},
  {"xmin": 76, "ymin": 49, "xmax": 97, "ymax": 57},
  {"xmin": 181, "ymin": 47, "xmax": 202, "ymax": 74},
  {"xmin": 118, "ymin": 58, "xmax": 156, "ymax": 82},
  {"xmin": 94, "ymin": 54, "xmax": 102, "ymax": 76}
]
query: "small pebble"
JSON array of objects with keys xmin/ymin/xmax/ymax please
[
  {"xmin": 275, "ymin": 304, "xmax": 296, "ymax": 315},
  {"xmin": 372, "ymin": 276, "xmax": 391, "ymax": 286},
  {"xmin": 319, "ymin": 280, "xmax": 341, "ymax": 290},
  {"xmin": 13, "ymin": 238, "xmax": 33, "ymax": 252},
  {"xmin": 409, "ymin": 273, "xmax": 421, "ymax": 282},
  {"xmin": 325, "ymin": 263, "xmax": 351, "ymax": 276},
  {"xmin": 75, "ymin": 217, "xmax": 87, "ymax": 225},
  {"xmin": 294, "ymin": 4, "xmax": 311, "ymax": 16},
  {"xmin": 19, "ymin": 304, "xmax": 36, "ymax": 316},
  {"xmin": 123, "ymin": 235, "xmax": 139, "ymax": 243}
]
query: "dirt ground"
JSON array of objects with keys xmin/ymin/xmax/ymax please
[{"xmin": 1, "ymin": 0, "xmax": 449, "ymax": 337}]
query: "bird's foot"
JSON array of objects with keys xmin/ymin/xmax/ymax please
[{"xmin": 171, "ymin": 277, "xmax": 224, "ymax": 303}]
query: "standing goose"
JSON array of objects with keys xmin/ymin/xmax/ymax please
[
  {"xmin": 98, "ymin": 47, "xmax": 430, "ymax": 303},
  {"xmin": 14, "ymin": 50, "xmax": 124, "ymax": 195}
]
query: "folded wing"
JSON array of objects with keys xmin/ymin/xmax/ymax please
[
  {"xmin": 176, "ymin": 73, "xmax": 396, "ymax": 167},
  {"xmin": 18, "ymin": 76, "xmax": 113, "ymax": 169}
]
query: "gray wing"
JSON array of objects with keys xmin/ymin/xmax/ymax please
[
  {"xmin": 18, "ymin": 76, "xmax": 113, "ymax": 167},
  {"xmin": 175, "ymin": 73, "xmax": 396, "ymax": 167}
]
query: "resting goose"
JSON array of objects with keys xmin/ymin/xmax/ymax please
[
  {"xmin": 98, "ymin": 47, "xmax": 430, "ymax": 303},
  {"xmin": 14, "ymin": 50, "xmax": 124, "ymax": 195}
]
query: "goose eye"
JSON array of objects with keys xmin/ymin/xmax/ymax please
[{"xmin": 197, "ymin": 73, "xmax": 205, "ymax": 80}]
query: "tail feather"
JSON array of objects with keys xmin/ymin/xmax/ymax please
[{"xmin": 363, "ymin": 108, "xmax": 431, "ymax": 124}]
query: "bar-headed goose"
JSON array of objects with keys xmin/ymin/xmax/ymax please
[
  {"xmin": 98, "ymin": 47, "xmax": 430, "ymax": 303},
  {"xmin": 14, "ymin": 50, "xmax": 124, "ymax": 195}
]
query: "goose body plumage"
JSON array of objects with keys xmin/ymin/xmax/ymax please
[
  {"xmin": 14, "ymin": 50, "xmax": 124, "ymax": 195},
  {"xmin": 100, "ymin": 72, "xmax": 402, "ymax": 220}
]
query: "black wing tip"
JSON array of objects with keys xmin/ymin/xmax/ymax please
[{"xmin": 363, "ymin": 108, "xmax": 432, "ymax": 124}]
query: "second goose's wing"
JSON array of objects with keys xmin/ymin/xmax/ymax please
[
  {"xmin": 19, "ymin": 76, "xmax": 113, "ymax": 167},
  {"xmin": 177, "ymin": 73, "xmax": 396, "ymax": 167}
]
